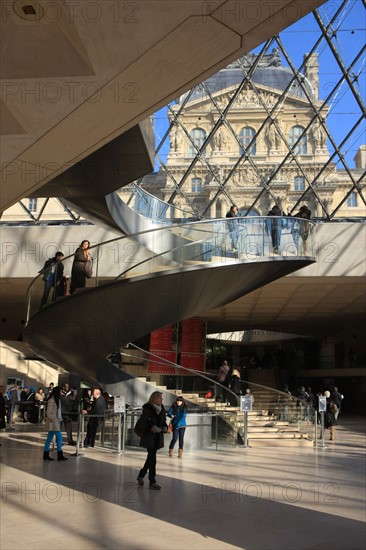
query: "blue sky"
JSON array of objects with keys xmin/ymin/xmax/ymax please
[{"xmin": 152, "ymin": 0, "xmax": 365, "ymax": 172}]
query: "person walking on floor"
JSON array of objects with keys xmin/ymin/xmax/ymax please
[
  {"xmin": 43, "ymin": 386, "xmax": 68, "ymax": 461},
  {"xmin": 168, "ymin": 396, "xmax": 187, "ymax": 458},
  {"xmin": 319, "ymin": 390, "xmax": 338, "ymax": 441},
  {"xmin": 136, "ymin": 391, "xmax": 167, "ymax": 490}
]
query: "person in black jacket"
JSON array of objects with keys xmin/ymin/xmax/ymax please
[
  {"xmin": 83, "ymin": 388, "xmax": 106, "ymax": 448},
  {"xmin": 39, "ymin": 252, "xmax": 65, "ymax": 308},
  {"xmin": 136, "ymin": 391, "xmax": 167, "ymax": 490}
]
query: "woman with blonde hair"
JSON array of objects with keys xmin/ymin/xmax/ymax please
[{"xmin": 135, "ymin": 391, "xmax": 167, "ymax": 490}]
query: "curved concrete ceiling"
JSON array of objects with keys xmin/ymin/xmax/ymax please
[
  {"xmin": 23, "ymin": 257, "xmax": 313, "ymax": 382},
  {"xmin": 1, "ymin": 0, "xmax": 326, "ymax": 212}
]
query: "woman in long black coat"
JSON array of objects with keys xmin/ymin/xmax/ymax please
[
  {"xmin": 0, "ymin": 392, "xmax": 6, "ymax": 431},
  {"xmin": 136, "ymin": 391, "xmax": 167, "ymax": 490},
  {"xmin": 70, "ymin": 240, "xmax": 91, "ymax": 295}
]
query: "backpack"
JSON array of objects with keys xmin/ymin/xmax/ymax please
[
  {"xmin": 134, "ymin": 415, "xmax": 146, "ymax": 438},
  {"xmin": 41, "ymin": 259, "xmax": 53, "ymax": 282}
]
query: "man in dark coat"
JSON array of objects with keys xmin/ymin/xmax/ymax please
[
  {"xmin": 83, "ymin": 388, "xmax": 107, "ymax": 448},
  {"xmin": 39, "ymin": 252, "xmax": 65, "ymax": 308},
  {"xmin": 136, "ymin": 391, "xmax": 167, "ymax": 490},
  {"xmin": 60, "ymin": 383, "xmax": 76, "ymax": 445}
]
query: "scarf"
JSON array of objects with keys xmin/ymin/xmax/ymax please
[{"xmin": 151, "ymin": 403, "xmax": 162, "ymax": 414}]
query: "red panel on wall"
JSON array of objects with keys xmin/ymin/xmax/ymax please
[
  {"xmin": 148, "ymin": 324, "xmax": 178, "ymax": 374},
  {"xmin": 180, "ymin": 318, "xmax": 206, "ymax": 373}
]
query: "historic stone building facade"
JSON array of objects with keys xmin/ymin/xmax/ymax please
[
  {"xmin": 1, "ymin": 52, "xmax": 364, "ymax": 223},
  {"xmin": 156, "ymin": 51, "xmax": 365, "ymax": 220}
]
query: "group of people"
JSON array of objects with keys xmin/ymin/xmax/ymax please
[
  {"xmin": 318, "ymin": 387, "xmax": 344, "ymax": 441},
  {"xmin": 266, "ymin": 204, "xmax": 311, "ymax": 254},
  {"xmin": 215, "ymin": 360, "xmax": 254, "ymax": 406},
  {"xmin": 286, "ymin": 384, "xmax": 344, "ymax": 441},
  {"xmin": 225, "ymin": 203, "xmax": 311, "ymax": 255},
  {"xmin": 43, "ymin": 384, "xmax": 107, "ymax": 461},
  {"xmin": 39, "ymin": 240, "xmax": 93, "ymax": 309},
  {"xmin": 3, "ymin": 383, "xmax": 54, "ymax": 428},
  {"xmin": 135, "ymin": 393, "xmax": 187, "ymax": 490}
]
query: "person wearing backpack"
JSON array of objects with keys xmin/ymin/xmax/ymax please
[
  {"xmin": 39, "ymin": 251, "xmax": 65, "ymax": 309},
  {"xmin": 135, "ymin": 391, "xmax": 167, "ymax": 490},
  {"xmin": 330, "ymin": 386, "xmax": 343, "ymax": 420},
  {"xmin": 321, "ymin": 390, "xmax": 338, "ymax": 441}
]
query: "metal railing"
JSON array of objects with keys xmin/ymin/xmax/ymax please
[{"xmin": 25, "ymin": 216, "xmax": 316, "ymax": 322}]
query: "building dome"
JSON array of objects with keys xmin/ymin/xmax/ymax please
[{"xmin": 177, "ymin": 51, "xmax": 314, "ymax": 104}]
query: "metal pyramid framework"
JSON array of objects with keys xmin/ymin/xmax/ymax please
[
  {"xmin": 2, "ymin": 0, "xmax": 365, "ymax": 224},
  {"xmin": 137, "ymin": 0, "xmax": 365, "ymax": 222}
]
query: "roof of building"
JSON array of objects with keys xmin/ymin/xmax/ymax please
[{"xmin": 177, "ymin": 50, "xmax": 314, "ymax": 104}]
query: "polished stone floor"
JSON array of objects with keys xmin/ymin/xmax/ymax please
[{"xmin": 1, "ymin": 416, "xmax": 365, "ymax": 550}]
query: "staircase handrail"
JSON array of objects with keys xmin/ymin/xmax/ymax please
[
  {"xmin": 125, "ymin": 183, "xmax": 199, "ymax": 223},
  {"xmin": 26, "ymin": 216, "xmax": 316, "ymax": 323}
]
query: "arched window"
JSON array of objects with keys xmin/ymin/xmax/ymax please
[
  {"xmin": 289, "ymin": 126, "xmax": 307, "ymax": 154},
  {"xmin": 294, "ymin": 176, "xmax": 305, "ymax": 191},
  {"xmin": 189, "ymin": 128, "xmax": 206, "ymax": 156},
  {"xmin": 347, "ymin": 191, "xmax": 357, "ymax": 207},
  {"xmin": 239, "ymin": 127, "xmax": 256, "ymax": 155},
  {"xmin": 191, "ymin": 177, "xmax": 202, "ymax": 193}
]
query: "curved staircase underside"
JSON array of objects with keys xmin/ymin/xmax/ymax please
[{"xmin": 24, "ymin": 257, "xmax": 312, "ymax": 387}]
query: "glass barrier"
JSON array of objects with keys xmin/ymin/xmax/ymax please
[
  {"xmin": 26, "ymin": 216, "xmax": 316, "ymax": 322},
  {"xmin": 79, "ymin": 345, "xmax": 317, "ymax": 451},
  {"xmin": 61, "ymin": 341, "xmax": 316, "ymax": 453},
  {"xmin": 125, "ymin": 184, "xmax": 199, "ymax": 223}
]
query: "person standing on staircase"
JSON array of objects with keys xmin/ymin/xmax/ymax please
[
  {"xmin": 168, "ymin": 396, "xmax": 187, "ymax": 458},
  {"xmin": 216, "ymin": 360, "xmax": 230, "ymax": 403}
]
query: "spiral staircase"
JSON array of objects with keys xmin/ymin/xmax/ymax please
[{"xmin": 22, "ymin": 131, "xmax": 317, "ymax": 447}]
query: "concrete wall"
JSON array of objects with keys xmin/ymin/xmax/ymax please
[
  {"xmin": 1, "ymin": 222, "xmax": 365, "ymax": 278},
  {"xmin": 0, "ymin": 341, "xmax": 62, "ymax": 392}
]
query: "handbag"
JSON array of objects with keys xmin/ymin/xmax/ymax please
[
  {"xmin": 167, "ymin": 421, "xmax": 173, "ymax": 434},
  {"xmin": 134, "ymin": 415, "xmax": 145, "ymax": 438},
  {"xmin": 84, "ymin": 258, "xmax": 93, "ymax": 278}
]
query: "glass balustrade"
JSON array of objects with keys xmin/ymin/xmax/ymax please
[
  {"xmin": 74, "ymin": 346, "xmax": 317, "ymax": 452},
  {"xmin": 125, "ymin": 184, "xmax": 199, "ymax": 223},
  {"xmin": 26, "ymin": 216, "xmax": 316, "ymax": 322}
]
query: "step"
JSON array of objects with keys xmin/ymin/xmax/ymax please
[
  {"xmin": 248, "ymin": 439, "xmax": 314, "ymax": 447},
  {"xmin": 245, "ymin": 432, "xmax": 304, "ymax": 439}
]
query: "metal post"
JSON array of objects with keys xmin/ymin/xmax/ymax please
[
  {"xmin": 111, "ymin": 414, "xmax": 115, "ymax": 449},
  {"xmin": 314, "ymin": 410, "xmax": 318, "ymax": 448},
  {"xmin": 81, "ymin": 413, "xmax": 85, "ymax": 447},
  {"xmin": 242, "ymin": 410, "xmax": 249, "ymax": 448},
  {"xmin": 117, "ymin": 413, "xmax": 122, "ymax": 454},
  {"xmin": 215, "ymin": 413, "xmax": 218, "ymax": 451},
  {"xmin": 71, "ymin": 399, "xmax": 84, "ymax": 457},
  {"xmin": 122, "ymin": 413, "xmax": 126, "ymax": 453},
  {"xmin": 319, "ymin": 412, "xmax": 327, "ymax": 449}
]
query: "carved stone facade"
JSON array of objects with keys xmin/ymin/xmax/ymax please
[
  {"xmin": 154, "ymin": 54, "xmax": 365, "ymax": 220},
  {"xmin": 1, "ymin": 54, "xmax": 364, "ymax": 222}
]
